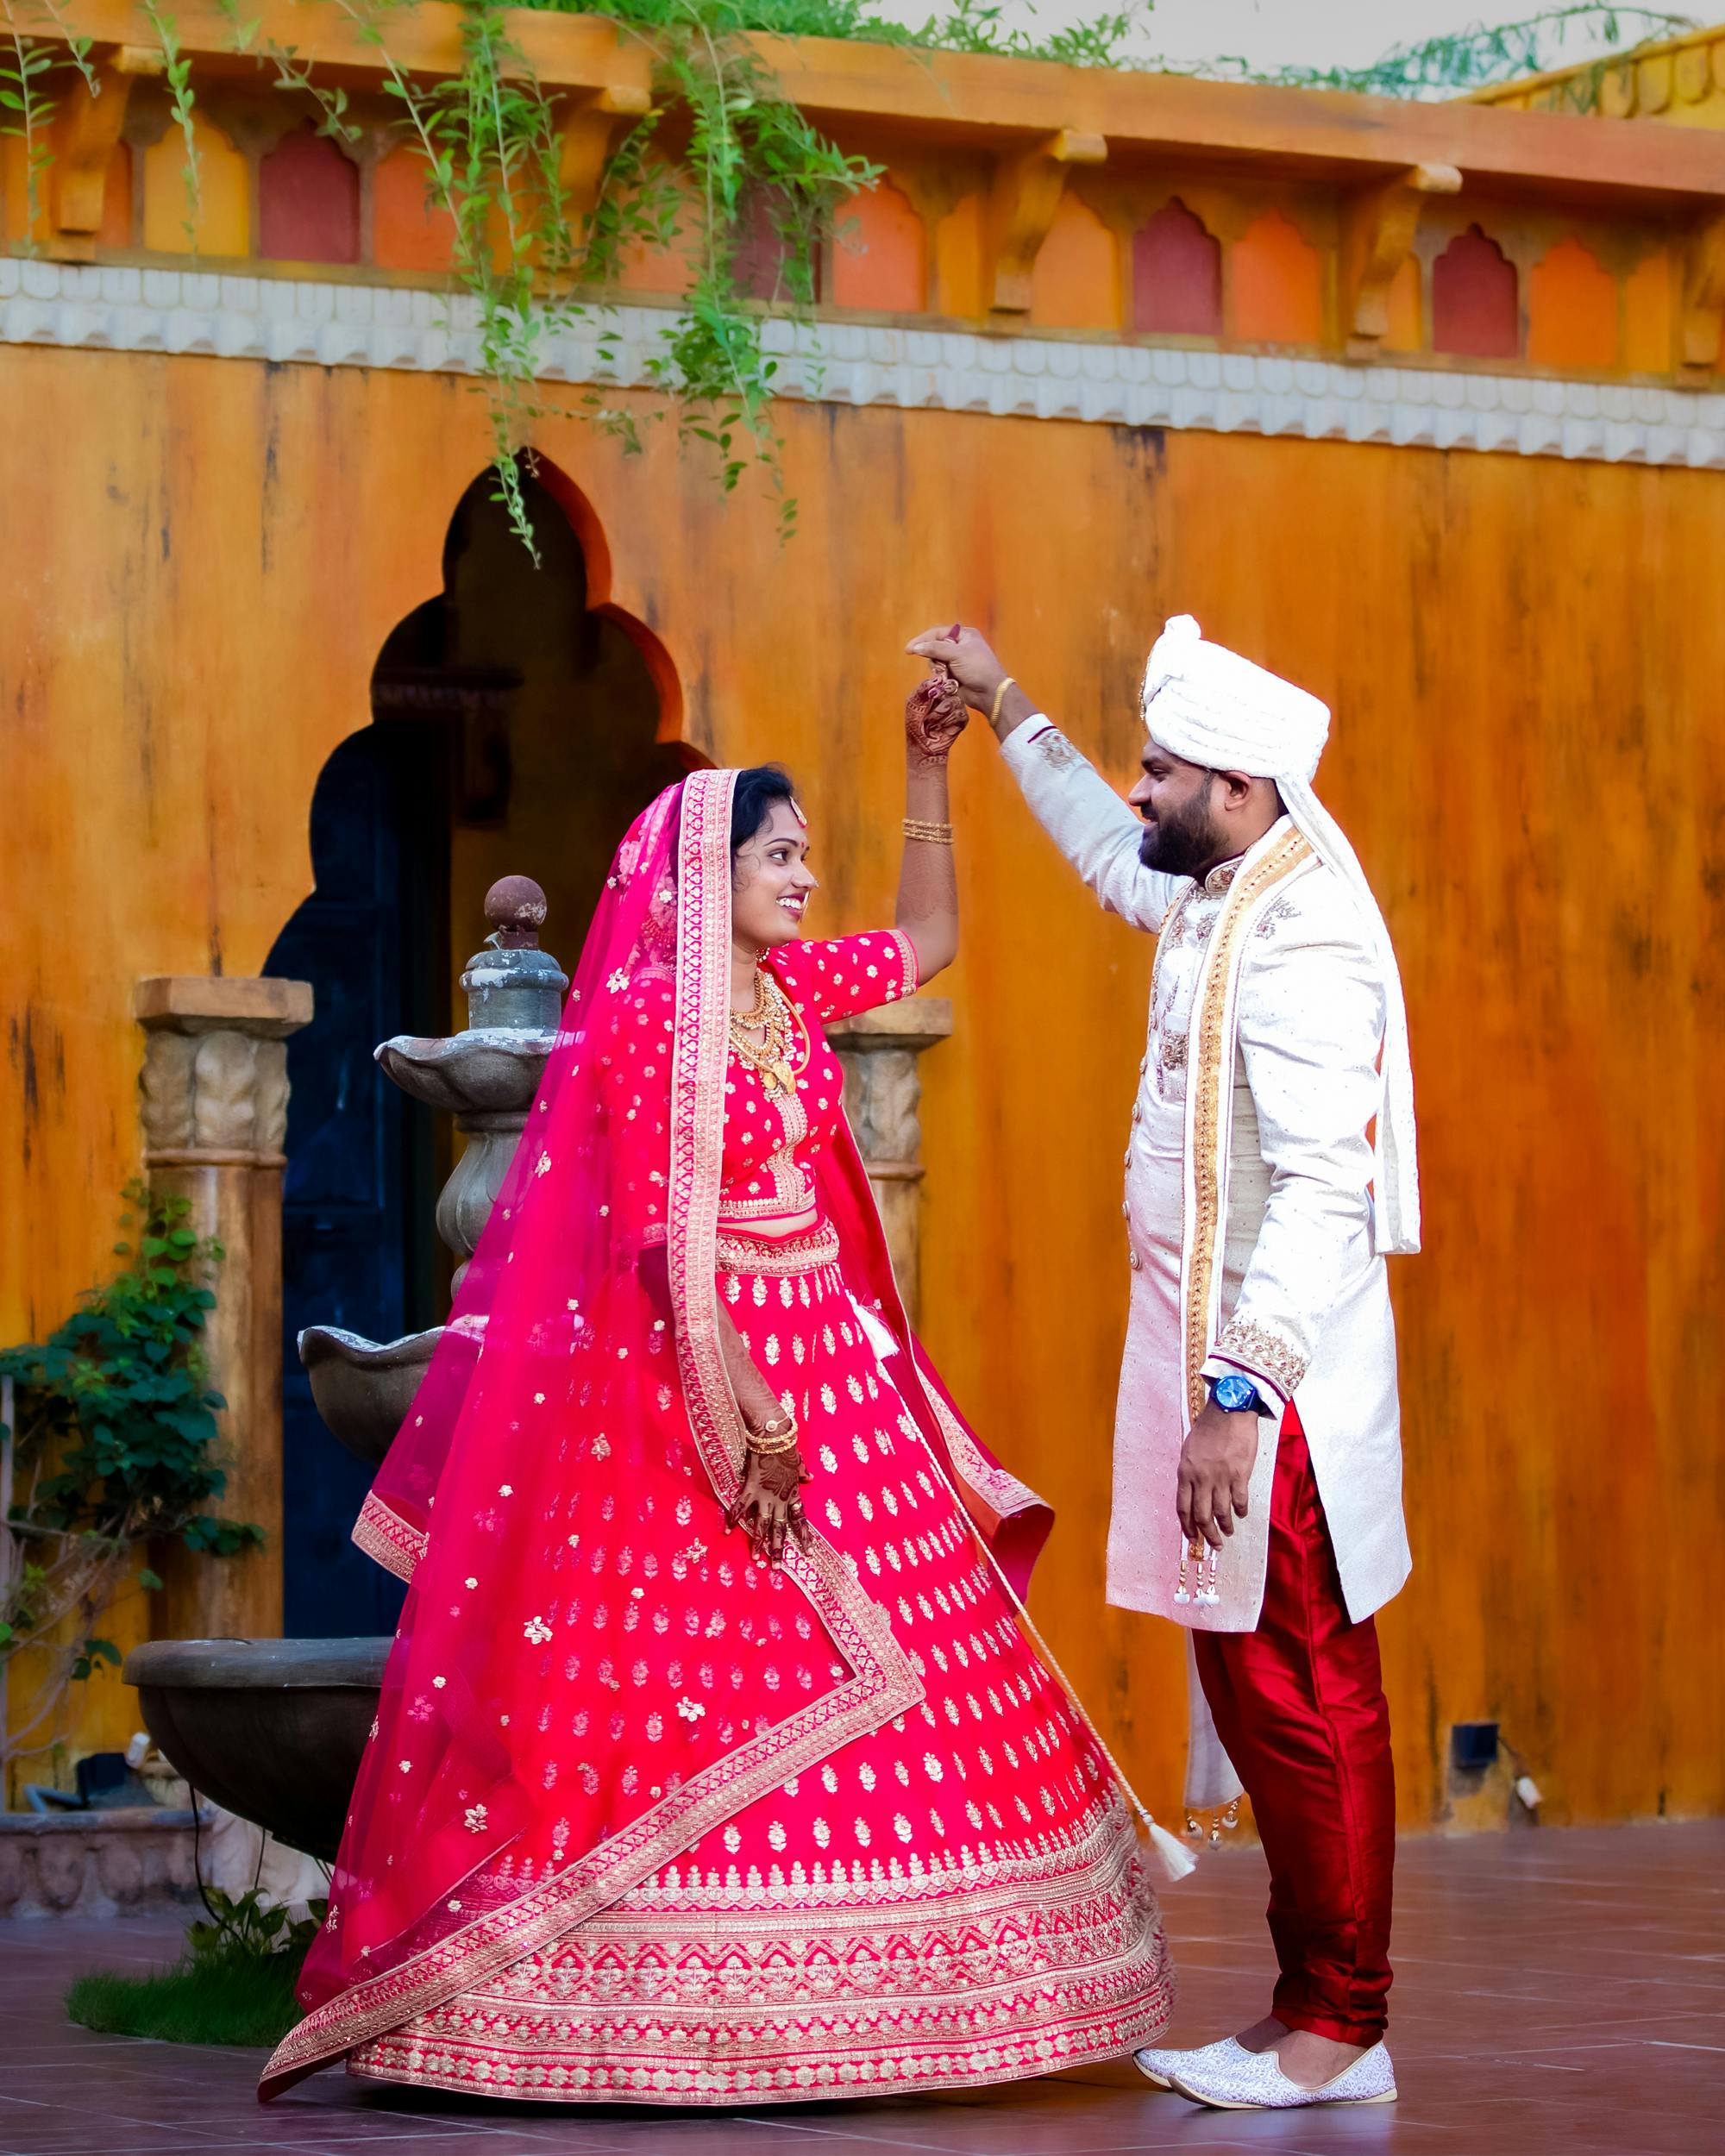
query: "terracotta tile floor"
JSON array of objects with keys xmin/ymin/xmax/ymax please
[{"xmin": 3, "ymin": 1821, "xmax": 1721, "ymax": 2156}]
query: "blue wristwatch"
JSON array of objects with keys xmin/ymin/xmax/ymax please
[{"xmin": 1209, "ymin": 1372, "xmax": 1264, "ymax": 1415}]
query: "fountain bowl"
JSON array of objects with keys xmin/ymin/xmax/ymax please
[
  {"xmin": 374, "ymin": 1031, "xmax": 554, "ymax": 1114},
  {"xmin": 298, "ymin": 1325, "xmax": 443, "ymax": 1467},
  {"xmin": 124, "ymin": 1637, "xmax": 389, "ymax": 1864}
]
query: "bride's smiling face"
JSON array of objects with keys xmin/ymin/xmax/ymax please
[{"xmin": 731, "ymin": 801, "xmax": 818, "ymax": 951}]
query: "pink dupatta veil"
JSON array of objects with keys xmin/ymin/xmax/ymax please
[{"xmin": 261, "ymin": 768, "xmax": 1056, "ymax": 2098}]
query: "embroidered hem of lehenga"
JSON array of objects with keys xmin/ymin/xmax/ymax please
[{"xmin": 340, "ymin": 1800, "xmax": 1171, "ymax": 2103}]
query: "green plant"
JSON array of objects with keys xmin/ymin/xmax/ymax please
[
  {"xmin": 188, "ymin": 1882, "xmax": 328, "ymax": 1965},
  {"xmin": 1195, "ymin": 8, "xmax": 1698, "ymax": 107},
  {"xmin": 2, "ymin": 0, "xmax": 1702, "ymax": 546},
  {"xmin": 0, "ymin": 1183, "xmax": 259, "ymax": 1779},
  {"xmin": 66, "ymin": 1879, "xmax": 329, "ymax": 2045}
]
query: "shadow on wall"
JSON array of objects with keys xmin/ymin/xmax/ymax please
[{"xmin": 267, "ymin": 462, "xmax": 695, "ymax": 1638}]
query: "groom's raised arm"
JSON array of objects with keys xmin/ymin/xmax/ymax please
[
  {"xmin": 906, "ymin": 624, "xmax": 1180, "ymax": 934},
  {"xmin": 997, "ymin": 715, "xmax": 1180, "ymax": 934}
]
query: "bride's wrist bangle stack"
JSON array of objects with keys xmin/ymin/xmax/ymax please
[
  {"xmin": 745, "ymin": 1413, "xmax": 800, "ymax": 1457},
  {"xmin": 903, "ymin": 817, "xmax": 954, "ymax": 845}
]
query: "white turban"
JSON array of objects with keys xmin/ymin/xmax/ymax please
[{"xmin": 1142, "ymin": 615, "xmax": 1420, "ymax": 1257}]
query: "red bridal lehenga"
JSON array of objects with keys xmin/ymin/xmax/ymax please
[{"xmin": 260, "ymin": 770, "xmax": 1175, "ymax": 2106}]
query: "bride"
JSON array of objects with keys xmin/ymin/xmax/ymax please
[{"xmin": 261, "ymin": 674, "xmax": 1176, "ymax": 2105}]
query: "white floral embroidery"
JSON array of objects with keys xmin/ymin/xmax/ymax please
[
  {"xmin": 463, "ymin": 1803, "xmax": 488, "ymax": 1833},
  {"xmin": 676, "ymin": 1696, "xmax": 706, "ymax": 1722},
  {"xmin": 524, "ymin": 1615, "xmax": 553, "ymax": 1644}
]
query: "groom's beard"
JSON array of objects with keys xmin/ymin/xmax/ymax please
[{"xmin": 1138, "ymin": 789, "xmax": 1220, "ymax": 879}]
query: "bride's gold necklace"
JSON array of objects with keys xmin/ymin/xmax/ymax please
[{"xmin": 729, "ymin": 968, "xmax": 800, "ymax": 1094}]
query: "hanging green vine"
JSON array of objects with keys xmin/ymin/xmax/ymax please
[{"xmin": 0, "ymin": 0, "xmax": 1706, "ymax": 551}]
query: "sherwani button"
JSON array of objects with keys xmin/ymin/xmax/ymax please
[{"xmin": 1128, "ymin": 1250, "xmax": 1142, "ymax": 1271}]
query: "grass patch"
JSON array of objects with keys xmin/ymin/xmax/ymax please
[{"xmin": 66, "ymin": 1950, "xmax": 306, "ymax": 2047}]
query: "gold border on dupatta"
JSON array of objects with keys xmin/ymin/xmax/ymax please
[{"xmin": 1178, "ymin": 829, "xmax": 1314, "ymax": 1424}]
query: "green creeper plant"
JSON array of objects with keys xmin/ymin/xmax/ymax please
[
  {"xmin": 0, "ymin": 1184, "xmax": 260, "ymax": 1782},
  {"xmin": 0, "ymin": 0, "xmax": 1704, "ymax": 551}
]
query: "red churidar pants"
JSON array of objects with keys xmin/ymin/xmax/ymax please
[{"xmin": 1191, "ymin": 1405, "xmax": 1396, "ymax": 2043}]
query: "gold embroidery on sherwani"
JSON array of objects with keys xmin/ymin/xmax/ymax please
[
  {"xmin": 1181, "ymin": 828, "xmax": 1314, "ymax": 1422},
  {"xmin": 1216, "ymin": 1314, "xmax": 1308, "ymax": 1399}
]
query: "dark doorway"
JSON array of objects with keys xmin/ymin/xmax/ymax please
[
  {"xmin": 266, "ymin": 723, "xmax": 447, "ymax": 1638},
  {"xmin": 269, "ymin": 463, "xmax": 688, "ymax": 1636}
]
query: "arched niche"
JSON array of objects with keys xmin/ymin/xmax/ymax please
[
  {"xmin": 1433, "ymin": 226, "xmax": 1521, "ymax": 360},
  {"xmin": 265, "ymin": 459, "xmax": 694, "ymax": 1638}
]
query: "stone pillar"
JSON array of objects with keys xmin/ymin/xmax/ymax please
[
  {"xmin": 135, "ymin": 977, "xmax": 313, "ymax": 1643},
  {"xmin": 826, "ymin": 998, "xmax": 954, "ymax": 1328}
]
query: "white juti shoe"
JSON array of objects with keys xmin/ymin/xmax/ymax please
[
  {"xmin": 1132, "ymin": 2036, "xmax": 1252, "ymax": 2090},
  {"xmin": 1169, "ymin": 2040, "xmax": 1397, "ymax": 2110}
]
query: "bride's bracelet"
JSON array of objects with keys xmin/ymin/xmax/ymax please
[
  {"xmin": 745, "ymin": 1413, "xmax": 800, "ymax": 1457},
  {"xmin": 903, "ymin": 817, "xmax": 954, "ymax": 845}
]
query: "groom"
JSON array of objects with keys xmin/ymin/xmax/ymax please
[{"xmin": 908, "ymin": 617, "xmax": 1418, "ymax": 2113}]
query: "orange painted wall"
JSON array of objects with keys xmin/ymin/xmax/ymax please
[
  {"xmin": 832, "ymin": 177, "xmax": 926, "ymax": 313},
  {"xmin": 1231, "ymin": 208, "xmax": 1326, "ymax": 346},
  {"xmin": 1527, "ymin": 237, "xmax": 1618, "ymax": 371},
  {"xmin": 1029, "ymin": 191, "xmax": 1120, "ymax": 330},
  {"xmin": 2, "ymin": 345, "xmax": 1722, "ymax": 1831}
]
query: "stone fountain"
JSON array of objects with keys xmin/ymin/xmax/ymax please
[{"xmin": 124, "ymin": 878, "xmax": 566, "ymax": 1862}]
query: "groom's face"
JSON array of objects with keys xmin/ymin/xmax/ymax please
[{"xmin": 1130, "ymin": 742, "xmax": 1220, "ymax": 878}]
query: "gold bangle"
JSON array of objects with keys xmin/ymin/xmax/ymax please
[
  {"xmin": 745, "ymin": 1429, "xmax": 800, "ymax": 1457},
  {"xmin": 989, "ymin": 675, "xmax": 1018, "ymax": 727},
  {"xmin": 903, "ymin": 818, "xmax": 954, "ymax": 845}
]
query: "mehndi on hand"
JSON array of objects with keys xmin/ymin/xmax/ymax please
[{"xmin": 906, "ymin": 670, "xmax": 969, "ymax": 762}]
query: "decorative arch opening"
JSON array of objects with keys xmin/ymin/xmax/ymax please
[
  {"xmin": 1132, "ymin": 197, "xmax": 1222, "ymax": 337},
  {"xmin": 265, "ymin": 461, "xmax": 693, "ymax": 1635},
  {"xmin": 1433, "ymin": 225, "xmax": 1521, "ymax": 359}
]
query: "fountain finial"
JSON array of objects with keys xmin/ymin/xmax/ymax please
[{"xmin": 485, "ymin": 874, "xmax": 547, "ymax": 950}]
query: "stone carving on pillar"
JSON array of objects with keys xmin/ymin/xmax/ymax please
[
  {"xmin": 134, "ymin": 976, "xmax": 313, "ymax": 1643},
  {"xmin": 825, "ymin": 996, "xmax": 954, "ymax": 1327}
]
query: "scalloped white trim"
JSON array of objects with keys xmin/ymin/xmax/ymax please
[{"xmin": 3, "ymin": 260, "xmax": 1722, "ymax": 468}]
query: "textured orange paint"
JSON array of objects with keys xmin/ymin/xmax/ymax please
[
  {"xmin": 1527, "ymin": 236, "xmax": 1619, "ymax": 372},
  {"xmin": 932, "ymin": 189, "xmax": 984, "ymax": 317},
  {"xmin": 142, "ymin": 112, "xmax": 249, "ymax": 257},
  {"xmin": 1232, "ymin": 208, "xmax": 1326, "ymax": 345},
  {"xmin": 1029, "ymin": 191, "xmax": 1120, "ymax": 330},
  {"xmin": 832, "ymin": 177, "xmax": 926, "ymax": 313},
  {"xmin": 3, "ymin": 347, "xmax": 1722, "ymax": 1834},
  {"xmin": 1623, "ymin": 248, "xmax": 1675, "ymax": 373},
  {"xmin": 1383, "ymin": 254, "xmax": 1421, "ymax": 352},
  {"xmin": 99, "ymin": 141, "xmax": 133, "ymax": 249},
  {"xmin": 371, "ymin": 144, "xmax": 459, "ymax": 273}
]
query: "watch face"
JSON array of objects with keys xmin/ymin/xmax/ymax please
[{"xmin": 1214, "ymin": 1376, "xmax": 1254, "ymax": 1412}]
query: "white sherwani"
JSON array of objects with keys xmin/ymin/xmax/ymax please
[{"xmin": 1000, "ymin": 718, "xmax": 1411, "ymax": 1640}]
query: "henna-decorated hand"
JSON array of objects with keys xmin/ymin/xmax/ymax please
[
  {"xmin": 906, "ymin": 663, "xmax": 969, "ymax": 764},
  {"xmin": 725, "ymin": 1448, "xmax": 815, "ymax": 1566}
]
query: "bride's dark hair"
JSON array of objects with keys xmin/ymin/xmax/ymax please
[{"xmin": 730, "ymin": 765, "xmax": 798, "ymax": 856}]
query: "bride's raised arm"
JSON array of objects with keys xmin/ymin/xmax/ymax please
[{"xmin": 896, "ymin": 667, "xmax": 969, "ymax": 982}]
